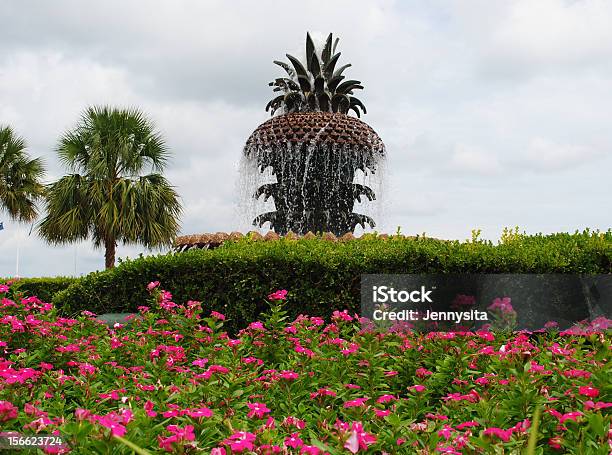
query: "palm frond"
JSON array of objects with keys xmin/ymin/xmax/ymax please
[
  {"xmin": 265, "ymin": 34, "xmax": 367, "ymax": 116},
  {"xmin": 0, "ymin": 125, "xmax": 45, "ymax": 222}
]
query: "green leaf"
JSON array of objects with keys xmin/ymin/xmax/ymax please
[
  {"xmin": 297, "ymin": 75, "xmax": 312, "ymax": 93},
  {"xmin": 350, "ymin": 97, "xmax": 367, "ymax": 113},
  {"xmin": 336, "ymin": 80, "xmax": 363, "ymax": 94},
  {"xmin": 314, "ymin": 76, "xmax": 325, "ymax": 94},
  {"xmin": 332, "ymin": 36, "xmax": 340, "ymax": 54},
  {"xmin": 310, "ymin": 53, "xmax": 321, "ymax": 76},
  {"xmin": 273, "ymin": 60, "xmax": 295, "ymax": 77},
  {"xmin": 113, "ymin": 435, "xmax": 154, "ymax": 455},
  {"xmin": 322, "ymin": 33, "xmax": 333, "ymax": 64},
  {"xmin": 318, "ymin": 93, "xmax": 330, "ymax": 112},
  {"xmin": 286, "ymin": 54, "xmax": 309, "ymax": 79},
  {"xmin": 327, "ymin": 75, "xmax": 345, "ymax": 93},
  {"xmin": 332, "ymin": 63, "xmax": 352, "ymax": 78},
  {"xmin": 526, "ymin": 406, "xmax": 541, "ymax": 455},
  {"xmin": 324, "ymin": 53, "xmax": 341, "ymax": 78},
  {"xmin": 306, "ymin": 32, "xmax": 316, "ymax": 72},
  {"xmin": 587, "ymin": 412, "xmax": 605, "ymax": 436}
]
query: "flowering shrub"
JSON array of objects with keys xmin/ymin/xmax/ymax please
[{"xmin": 1, "ymin": 283, "xmax": 610, "ymax": 453}]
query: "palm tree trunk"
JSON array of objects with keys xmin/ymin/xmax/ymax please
[{"xmin": 105, "ymin": 239, "xmax": 116, "ymax": 269}]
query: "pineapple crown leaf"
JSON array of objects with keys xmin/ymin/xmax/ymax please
[{"xmin": 265, "ymin": 32, "xmax": 367, "ymax": 117}]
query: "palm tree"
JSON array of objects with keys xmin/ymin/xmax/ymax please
[
  {"xmin": 39, "ymin": 106, "xmax": 182, "ymax": 269},
  {"xmin": 0, "ymin": 125, "xmax": 45, "ymax": 222}
]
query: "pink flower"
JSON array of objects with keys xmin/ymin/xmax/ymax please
[
  {"xmin": 456, "ymin": 420, "xmax": 479, "ymax": 430},
  {"xmin": 223, "ymin": 431, "xmax": 256, "ymax": 452},
  {"xmin": 78, "ymin": 363, "xmax": 96, "ymax": 376},
  {"xmin": 284, "ymin": 433, "xmax": 304, "ymax": 449},
  {"xmin": 559, "ymin": 411, "xmax": 583, "ymax": 424},
  {"xmin": 185, "ymin": 406, "xmax": 213, "ymax": 418},
  {"xmin": 282, "ymin": 416, "xmax": 305, "ymax": 429},
  {"xmin": 578, "ymin": 386, "xmax": 599, "ymax": 398},
  {"xmin": 343, "ymin": 422, "xmax": 376, "ymax": 453},
  {"xmin": 340, "ymin": 343, "xmax": 360, "ymax": 356},
  {"xmin": 279, "ymin": 370, "xmax": 299, "ymax": 380},
  {"xmin": 300, "ymin": 446, "xmax": 321, "ymax": 454},
  {"xmin": 0, "ymin": 367, "xmax": 39, "ymax": 384},
  {"xmin": 436, "ymin": 446, "xmax": 462, "ymax": 455},
  {"xmin": 147, "ymin": 281, "xmax": 160, "ymax": 291},
  {"xmin": 344, "ymin": 398, "xmax": 368, "ymax": 408},
  {"xmin": 158, "ymin": 424, "xmax": 195, "ymax": 452},
  {"xmin": 310, "ymin": 388, "xmax": 337, "ymax": 399},
  {"xmin": 242, "ymin": 357, "xmax": 263, "ymax": 366},
  {"xmin": 548, "ymin": 437, "xmax": 563, "ymax": 449},
  {"xmin": 144, "ymin": 401, "xmax": 157, "ymax": 418},
  {"xmin": 0, "ymin": 285, "xmax": 9, "ymax": 293},
  {"xmin": 268, "ymin": 289, "xmax": 288, "ymax": 301},
  {"xmin": 584, "ymin": 401, "xmax": 612, "ymax": 410},
  {"xmin": 210, "ymin": 311, "xmax": 225, "ymax": 320},
  {"xmin": 376, "ymin": 394, "xmax": 396, "ymax": 404},
  {"xmin": 191, "ymin": 358, "xmax": 209, "ymax": 368},
  {"xmin": 438, "ymin": 424, "xmax": 455, "ymax": 440},
  {"xmin": 416, "ymin": 367, "xmax": 433, "ymax": 377},
  {"xmin": 511, "ymin": 418, "xmax": 530, "ymax": 434},
  {"xmin": 0, "ymin": 400, "xmax": 18, "ymax": 422},
  {"xmin": 93, "ymin": 414, "xmax": 127, "ymax": 437},
  {"xmin": 563, "ymin": 369, "xmax": 591, "ymax": 379},
  {"xmin": 443, "ymin": 390, "xmax": 480, "ymax": 403},
  {"xmin": 410, "ymin": 385, "xmax": 426, "ymax": 393},
  {"xmin": 248, "ymin": 321, "xmax": 266, "ymax": 331},
  {"xmin": 294, "ymin": 344, "xmax": 315, "ymax": 357},
  {"xmin": 483, "ymin": 427, "xmax": 513, "ymax": 442},
  {"xmin": 488, "ymin": 297, "xmax": 514, "ymax": 314},
  {"xmin": 246, "ymin": 402, "xmax": 271, "ymax": 419},
  {"xmin": 74, "ymin": 408, "xmax": 91, "ymax": 420},
  {"xmin": 474, "ymin": 377, "xmax": 490, "ymax": 386},
  {"xmin": 332, "ymin": 310, "xmax": 354, "ymax": 322}
]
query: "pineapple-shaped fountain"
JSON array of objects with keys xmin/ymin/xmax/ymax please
[{"xmin": 242, "ymin": 33, "xmax": 385, "ymax": 236}]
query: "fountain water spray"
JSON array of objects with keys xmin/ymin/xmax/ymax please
[{"xmin": 240, "ymin": 33, "xmax": 386, "ymax": 236}]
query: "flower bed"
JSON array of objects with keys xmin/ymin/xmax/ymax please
[{"xmin": 0, "ymin": 282, "xmax": 610, "ymax": 453}]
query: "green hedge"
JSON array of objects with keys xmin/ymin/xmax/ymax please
[
  {"xmin": 3, "ymin": 277, "xmax": 79, "ymax": 304},
  {"xmin": 51, "ymin": 230, "xmax": 612, "ymax": 332}
]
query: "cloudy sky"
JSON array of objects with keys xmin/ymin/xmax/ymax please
[{"xmin": 1, "ymin": 0, "xmax": 611, "ymax": 277}]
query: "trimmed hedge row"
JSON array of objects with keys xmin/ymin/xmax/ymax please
[
  {"xmin": 3, "ymin": 277, "xmax": 78, "ymax": 304},
  {"xmin": 52, "ymin": 230, "xmax": 612, "ymax": 332}
]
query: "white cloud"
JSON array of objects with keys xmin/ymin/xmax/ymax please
[
  {"xmin": 486, "ymin": 0, "xmax": 612, "ymax": 70},
  {"xmin": 449, "ymin": 144, "xmax": 502, "ymax": 175},
  {"xmin": 516, "ymin": 137, "xmax": 605, "ymax": 172}
]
